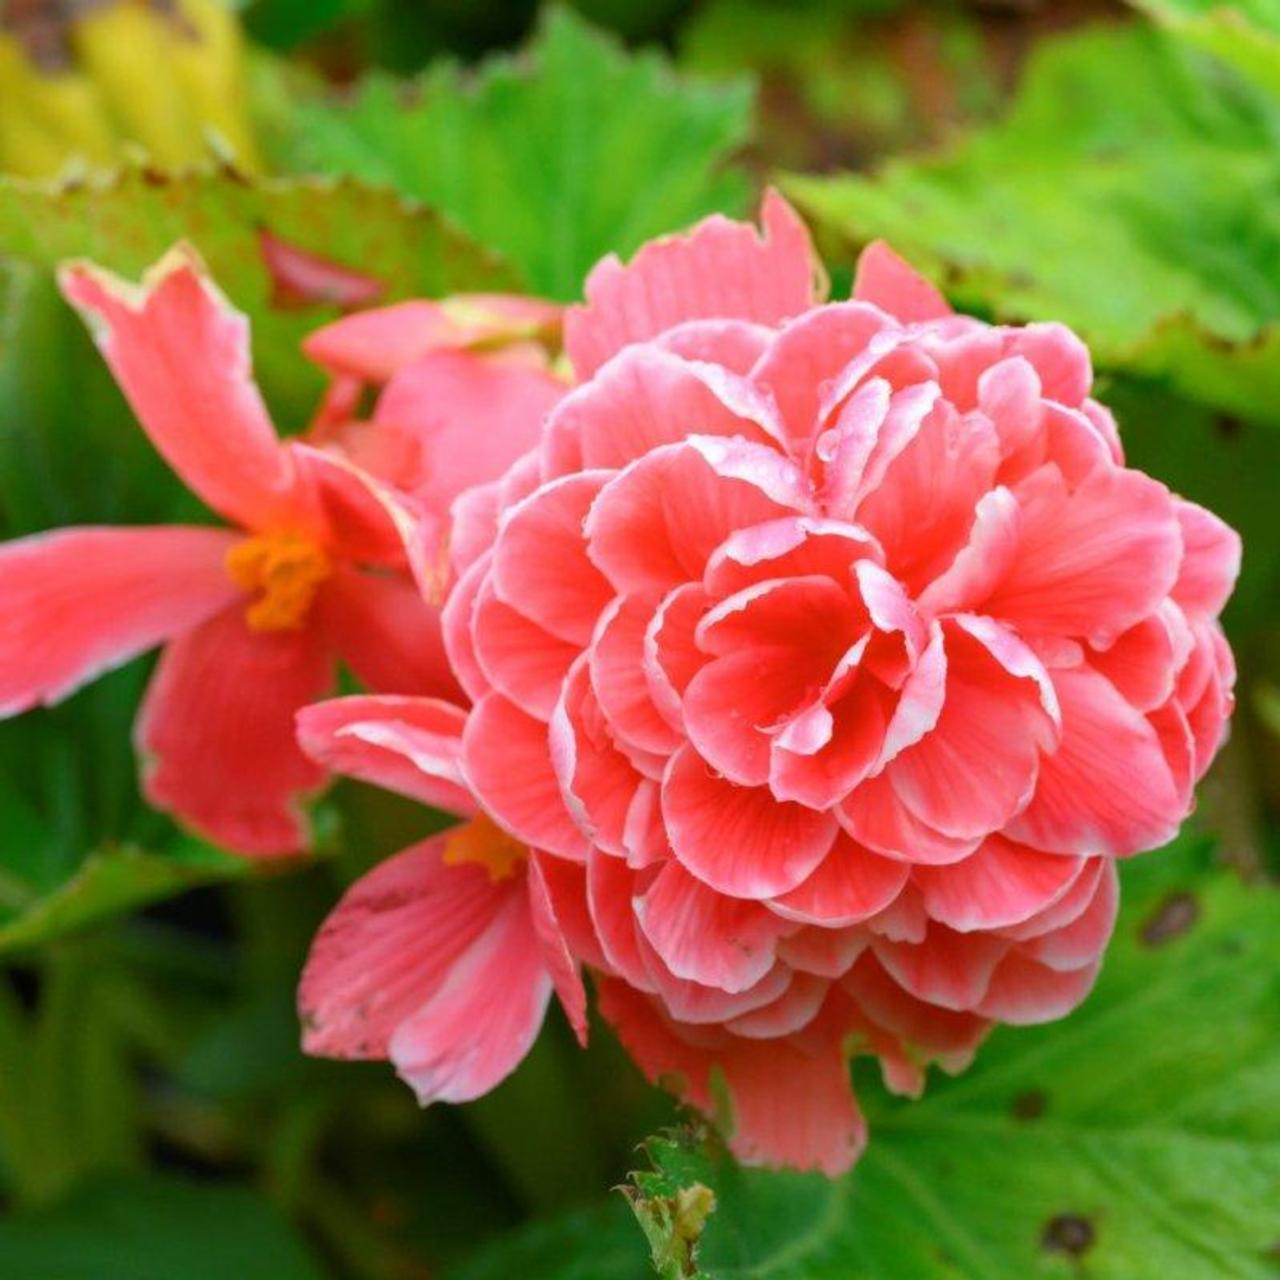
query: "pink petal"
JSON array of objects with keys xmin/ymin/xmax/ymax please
[
  {"xmin": 1089, "ymin": 602, "xmax": 1193, "ymax": 713},
  {"xmin": 652, "ymin": 318, "xmax": 774, "ymax": 372},
  {"xmin": 854, "ymin": 400, "xmax": 1000, "ymax": 593},
  {"xmin": 597, "ymin": 978, "xmax": 866, "ymax": 1175},
  {"xmin": 287, "ymin": 443, "xmax": 419, "ymax": 572},
  {"xmin": 304, "ymin": 295, "xmax": 562, "ymax": 383},
  {"xmin": 985, "ymin": 463, "xmax": 1182, "ymax": 644},
  {"xmin": 463, "ymin": 693, "xmax": 590, "ymax": 860},
  {"xmin": 589, "ymin": 592, "xmax": 683, "ymax": 756},
  {"xmin": 726, "ymin": 972, "xmax": 829, "ymax": 1038},
  {"xmin": 1006, "ymin": 665, "xmax": 1184, "ymax": 857},
  {"xmin": 842, "ymin": 952, "xmax": 991, "ymax": 1062},
  {"xmin": 775, "ymin": 926, "xmax": 869, "ymax": 978},
  {"xmin": 1019, "ymin": 861, "xmax": 1118, "ymax": 971},
  {"xmin": 137, "ymin": 605, "xmax": 333, "ymax": 856},
  {"xmin": 491, "ymin": 472, "xmax": 615, "ymax": 644},
  {"xmin": 585, "ymin": 436, "xmax": 810, "ymax": 594},
  {"xmin": 316, "ymin": 566, "xmax": 462, "ymax": 701},
  {"xmin": 839, "ymin": 773, "xmax": 980, "ymax": 866},
  {"xmin": 771, "ymin": 832, "xmax": 909, "ymax": 926},
  {"xmin": 1004, "ymin": 322, "xmax": 1092, "ymax": 406},
  {"xmin": 587, "ymin": 850, "xmax": 658, "ymax": 991},
  {"xmin": 374, "ymin": 349, "xmax": 564, "ymax": 520},
  {"xmin": 872, "ymin": 923, "xmax": 1010, "ymax": 1011},
  {"xmin": 750, "ymin": 302, "xmax": 891, "ymax": 442},
  {"xmin": 768, "ymin": 675, "xmax": 890, "ymax": 810},
  {"xmin": 696, "ymin": 575, "xmax": 856, "ymax": 657},
  {"xmin": 299, "ymin": 835, "xmax": 522, "ymax": 1059},
  {"xmin": 527, "ymin": 852, "xmax": 589, "ymax": 1046},
  {"xmin": 662, "ymin": 744, "xmax": 838, "ymax": 899},
  {"xmin": 634, "ymin": 859, "xmax": 787, "ymax": 993},
  {"xmin": 566, "ymin": 190, "xmax": 821, "ymax": 378},
  {"xmin": 914, "ymin": 837, "xmax": 1084, "ymax": 932},
  {"xmin": 643, "ymin": 582, "xmax": 710, "ymax": 728},
  {"xmin": 684, "ymin": 646, "xmax": 829, "ymax": 787},
  {"xmin": 548, "ymin": 657, "xmax": 643, "ymax": 857},
  {"xmin": 440, "ymin": 552, "xmax": 492, "ymax": 703},
  {"xmin": 544, "ymin": 346, "xmax": 782, "ymax": 473},
  {"xmin": 534, "ymin": 850, "xmax": 609, "ymax": 972},
  {"xmin": 295, "ymin": 694, "xmax": 474, "ymax": 815},
  {"xmin": 60, "ymin": 249, "xmax": 295, "ymax": 530},
  {"xmin": 1172, "ymin": 498, "xmax": 1241, "ymax": 619},
  {"xmin": 703, "ymin": 517, "xmax": 882, "ymax": 602},
  {"xmin": 852, "ymin": 241, "xmax": 951, "ymax": 323},
  {"xmin": 472, "ymin": 578, "xmax": 578, "ymax": 719},
  {"xmin": 390, "ymin": 876, "xmax": 552, "ymax": 1103},
  {"xmin": 887, "ymin": 618, "xmax": 1055, "ymax": 840},
  {"xmin": 975, "ymin": 952, "xmax": 1101, "ymax": 1025},
  {"xmin": 0, "ymin": 525, "xmax": 238, "ymax": 715}
]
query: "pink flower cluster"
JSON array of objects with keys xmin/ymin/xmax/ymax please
[{"xmin": 0, "ymin": 195, "xmax": 1239, "ymax": 1174}]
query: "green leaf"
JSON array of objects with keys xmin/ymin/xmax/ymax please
[
  {"xmin": 0, "ymin": 1173, "xmax": 329, "ymax": 1279},
  {"xmin": 1130, "ymin": 0, "xmax": 1280, "ymax": 86},
  {"xmin": 0, "ymin": 164, "xmax": 514, "ymax": 424},
  {"xmin": 269, "ymin": 7, "xmax": 754, "ymax": 298},
  {"xmin": 0, "ymin": 838, "xmax": 253, "ymax": 955},
  {"xmin": 784, "ymin": 24, "xmax": 1280, "ymax": 425},
  {"xmin": 626, "ymin": 837, "xmax": 1280, "ymax": 1279}
]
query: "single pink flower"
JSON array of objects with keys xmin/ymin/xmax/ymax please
[
  {"xmin": 434, "ymin": 192, "xmax": 1239, "ymax": 1172},
  {"xmin": 0, "ymin": 246, "xmax": 469, "ymax": 856},
  {"xmin": 294, "ymin": 695, "xmax": 586, "ymax": 1102}
]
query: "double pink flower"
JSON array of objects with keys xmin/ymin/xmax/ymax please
[
  {"xmin": 296, "ymin": 194, "xmax": 1239, "ymax": 1174},
  {"xmin": 1, "ymin": 194, "xmax": 1240, "ymax": 1175}
]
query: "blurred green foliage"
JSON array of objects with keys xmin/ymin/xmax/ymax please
[{"xmin": 0, "ymin": 2, "xmax": 1278, "ymax": 1278}]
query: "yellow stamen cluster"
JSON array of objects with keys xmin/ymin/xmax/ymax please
[
  {"xmin": 225, "ymin": 532, "xmax": 331, "ymax": 632},
  {"xmin": 443, "ymin": 813, "xmax": 527, "ymax": 883}
]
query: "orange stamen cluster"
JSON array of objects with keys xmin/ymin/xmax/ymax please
[
  {"xmin": 443, "ymin": 813, "xmax": 527, "ymax": 882},
  {"xmin": 225, "ymin": 532, "xmax": 331, "ymax": 632}
]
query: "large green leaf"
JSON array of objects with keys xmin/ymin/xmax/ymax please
[
  {"xmin": 0, "ymin": 164, "xmax": 513, "ymax": 425},
  {"xmin": 0, "ymin": 1173, "xmax": 329, "ymax": 1279},
  {"xmin": 784, "ymin": 24, "xmax": 1280, "ymax": 425},
  {"xmin": 269, "ymin": 7, "xmax": 754, "ymax": 298},
  {"xmin": 0, "ymin": 837, "xmax": 253, "ymax": 956},
  {"xmin": 624, "ymin": 837, "xmax": 1280, "ymax": 1278}
]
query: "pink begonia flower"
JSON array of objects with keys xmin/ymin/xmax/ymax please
[
  {"xmin": 295, "ymin": 695, "xmax": 586, "ymax": 1102},
  {"xmin": 425, "ymin": 191, "xmax": 1240, "ymax": 1173},
  {"xmin": 0, "ymin": 245, "xmax": 528, "ymax": 856}
]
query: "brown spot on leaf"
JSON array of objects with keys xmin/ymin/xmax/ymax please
[
  {"xmin": 1011, "ymin": 1089, "xmax": 1047, "ymax": 1121},
  {"xmin": 1140, "ymin": 891, "xmax": 1200, "ymax": 947},
  {"xmin": 1041, "ymin": 1214, "xmax": 1095, "ymax": 1258}
]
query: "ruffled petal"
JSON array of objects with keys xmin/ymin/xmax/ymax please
[
  {"xmin": 914, "ymin": 837, "xmax": 1084, "ymax": 932},
  {"xmin": 463, "ymin": 693, "xmax": 590, "ymax": 860},
  {"xmin": 771, "ymin": 832, "xmax": 910, "ymax": 926},
  {"xmin": 566, "ymin": 190, "xmax": 821, "ymax": 378},
  {"xmin": 585, "ymin": 436, "xmax": 810, "ymax": 595},
  {"xmin": 295, "ymin": 694, "xmax": 474, "ymax": 815},
  {"xmin": 634, "ymin": 859, "xmax": 787, "ymax": 993},
  {"xmin": 662, "ymin": 744, "xmax": 838, "ymax": 899},
  {"xmin": 1006, "ymin": 665, "xmax": 1184, "ymax": 857}
]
